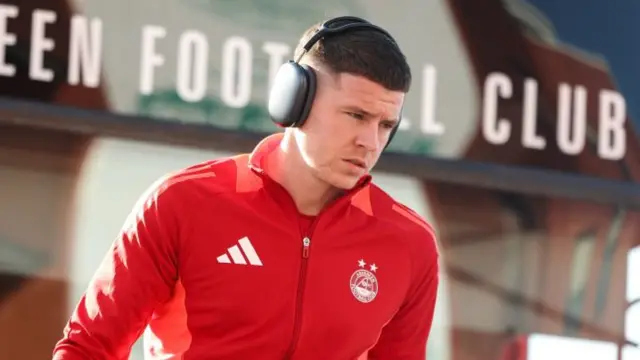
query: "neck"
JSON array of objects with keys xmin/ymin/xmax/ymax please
[{"xmin": 266, "ymin": 133, "xmax": 342, "ymax": 216}]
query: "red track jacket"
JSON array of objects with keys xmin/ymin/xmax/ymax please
[{"xmin": 53, "ymin": 134, "xmax": 440, "ymax": 360}]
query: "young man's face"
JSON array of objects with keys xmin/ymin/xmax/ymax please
[{"xmin": 294, "ymin": 66, "xmax": 405, "ymax": 190}]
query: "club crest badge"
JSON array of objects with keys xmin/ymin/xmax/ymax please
[{"xmin": 350, "ymin": 259, "xmax": 379, "ymax": 303}]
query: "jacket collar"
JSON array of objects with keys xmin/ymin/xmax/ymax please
[{"xmin": 247, "ymin": 133, "xmax": 373, "ymax": 215}]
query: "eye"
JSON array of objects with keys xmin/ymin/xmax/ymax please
[
  {"xmin": 381, "ymin": 121, "xmax": 396, "ymax": 130},
  {"xmin": 345, "ymin": 111, "xmax": 364, "ymax": 120}
]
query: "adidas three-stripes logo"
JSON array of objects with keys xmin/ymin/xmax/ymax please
[{"xmin": 216, "ymin": 237, "xmax": 263, "ymax": 266}]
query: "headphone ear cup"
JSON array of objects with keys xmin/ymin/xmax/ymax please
[
  {"xmin": 268, "ymin": 61, "xmax": 313, "ymax": 128},
  {"xmin": 294, "ymin": 64, "xmax": 317, "ymax": 128}
]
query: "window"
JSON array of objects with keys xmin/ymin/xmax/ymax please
[
  {"xmin": 0, "ymin": 123, "xmax": 88, "ymax": 359},
  {"xmin": 384, "ymin": 178, "xmax": 639, "ymax": 360}
]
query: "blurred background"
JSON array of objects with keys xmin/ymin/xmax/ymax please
[{"xmin": 0, "ymin": 0, "xmax": 638, "ymax": 359}]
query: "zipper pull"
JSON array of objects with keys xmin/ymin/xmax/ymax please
[{"xmin": 302, "ymin": 237, "xmax": 311, "ymax": 258}]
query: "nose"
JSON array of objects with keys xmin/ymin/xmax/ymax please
[{"xmin": 355, "ymin": 122, "xmax": 380, "ymax": 152}]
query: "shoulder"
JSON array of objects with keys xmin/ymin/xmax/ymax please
[
  {"xmin": 368, "ymin": 183, "xmax": 440, "ymax": 289},
  {"xmin": 368, "ymin": 183, "xmax": 440, "ymax": 263},
  {"xmin": 157, "ymin": 154, "xmax": 251, "ymax": 195},
  {"xmin": 139, "ymin": 154, "xmax": 252, "ymax": 206},
  {"xmin": 122, "ymin": 155, "xmax": 253, "ymax": 235}
]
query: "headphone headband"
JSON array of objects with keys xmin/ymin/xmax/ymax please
[
  {"xmin": 267, "ymin": 15, "xmax": 403, "ymax": 150},
  {"xmin": 295, "ymin": 16, "xmax": 397, "ymax": 63}
]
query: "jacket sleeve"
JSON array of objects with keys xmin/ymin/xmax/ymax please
[
  {"xmin": 367, "ymin": 230, "xmax": 440, "ymax": 360},
  {"xmin": 52, "ymin": 180, "xmax": 180, "ymax": 360}
]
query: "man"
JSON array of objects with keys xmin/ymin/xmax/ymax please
[{"xmin": 53, "ymin": 16, "xmax": 440, "ymax": 359}]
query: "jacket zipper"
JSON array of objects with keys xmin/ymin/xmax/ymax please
[{"xmin": 284, "ymin": 220, "xmax": 319, "ymax": 359}]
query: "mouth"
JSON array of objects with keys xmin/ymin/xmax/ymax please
[{"xmin": 344, "ymin": 158, "xmax": 367, "ymax": 169}]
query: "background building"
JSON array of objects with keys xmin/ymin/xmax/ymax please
[{"xmin": 0, "ymin": 0, "xmax": 638, "ymax": 359}]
